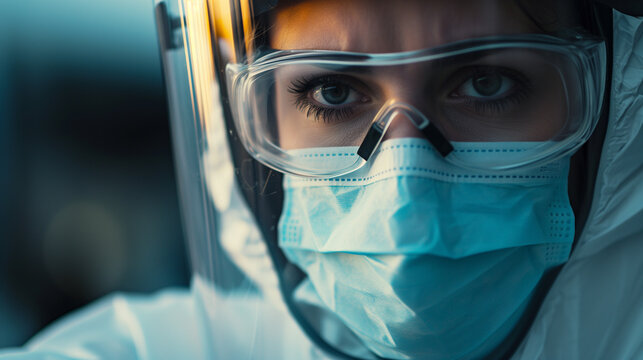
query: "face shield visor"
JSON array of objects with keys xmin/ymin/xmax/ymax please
[{"xmin": 154, "ymin": 0, "xmax": 607, "ymax": 359}]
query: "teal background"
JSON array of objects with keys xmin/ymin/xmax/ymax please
[{"xmin": 0, "ymin": 0, "xmax": 189, "ymax": 347}]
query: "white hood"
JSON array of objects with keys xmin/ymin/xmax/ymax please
[{"xmin": 513, "ymin": 10, "xmax": 643, "ymax": 359}]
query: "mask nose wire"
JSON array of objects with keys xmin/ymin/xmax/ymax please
[{"xmin": 356, "ymin": 100, "xmax": 454, "ymax": 161}]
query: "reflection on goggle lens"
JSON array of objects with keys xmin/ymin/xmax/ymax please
[{"xmin": 274, "ymin": 48, "xmax": 567, "ymax": 150}]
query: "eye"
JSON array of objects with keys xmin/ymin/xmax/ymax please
[
  {"xmin": 443, "ymin": 67, "xmax": 532, "ymax": 119},
  {"xmin": 457, "ymin": 71, "xmax": 515, "ymax": 99},
  {"xmin": 287, "ymin": 74, "xmax": 373, "ymax": 123},
  {"xmin": 312, "ymin": 82, "xmax": 363, "ymax": 106}
]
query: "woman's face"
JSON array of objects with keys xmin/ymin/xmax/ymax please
[{"xmin": 268, "ymin": 0, "xmax": 571, "ymax": 150}]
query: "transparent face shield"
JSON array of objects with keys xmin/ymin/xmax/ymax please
[{"xmin": 154, "ymin": 0, "xmax": 607, "ymax": 359}]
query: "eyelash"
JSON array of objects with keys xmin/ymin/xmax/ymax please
[
  {"xmin": 288, "ymin": 75, "xmax": 361, "ymax": 123},
  {"xmin": 466, "ymin": 86, "xmax": 530, "ymax": 114}
]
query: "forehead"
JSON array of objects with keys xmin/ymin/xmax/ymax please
[{"xmin": 270, "ymin": 0, "xmax": 542, "ymax": 53}]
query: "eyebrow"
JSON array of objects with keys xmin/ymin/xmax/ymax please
[
  {"xmin": 276, "ymin": 47, "xmax": 532, "ymax": 85},
  {"xmin": 314, "ymin": 64, "xmax": 376, "ymax": 74}
]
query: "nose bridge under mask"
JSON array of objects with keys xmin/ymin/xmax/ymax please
[
  {"xmin": 357, "ymin": 100, "xmax": 454, "ymax": 161},
  {"xmin": 380, "ymin": 101, "xmax": 430, "ymax": 134}
]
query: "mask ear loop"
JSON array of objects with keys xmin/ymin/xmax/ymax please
[{"xmin": 357, "ymin": 101, "xmax": 453, "ymax": 161}]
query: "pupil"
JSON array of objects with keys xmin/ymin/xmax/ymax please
[
  {"xmin": 321, "ymin": 84, "xmax": 349, "ymax": 104},
  {"xmin": 473, "ymin": 73, "xmax": 502, "ymax": 96}
]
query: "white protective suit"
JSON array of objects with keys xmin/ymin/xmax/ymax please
[{"xmin": 1, "ymin": 10, "xmax": 641, "ymax": 360}]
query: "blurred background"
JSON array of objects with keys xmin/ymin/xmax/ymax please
[{"xmin": 0, "ymin": 0, "xmax": 189, "ymax": 347}]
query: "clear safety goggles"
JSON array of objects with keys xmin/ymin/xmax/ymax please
[{"xmin": 227, "ymin": 34, "xmax": 606, "ymax": 177}]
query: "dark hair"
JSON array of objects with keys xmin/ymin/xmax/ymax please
[{"xmin": 515, "ymin": 0, "xmax": 596, "ymax": 34}]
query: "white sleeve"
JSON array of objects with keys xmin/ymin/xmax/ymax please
[{"xmin": 0, "ymin": 288, "xmax": 208, "ymax": 360}]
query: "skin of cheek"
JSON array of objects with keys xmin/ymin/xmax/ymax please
[
  {"xmin": 437, "ymin": 85, "xmax": 567, "ymax": 142},
  {"xmin": 500, "ymin": 57, "xmax": 569, "ymax": 141},
  {"xmin": 529, "ymin": 70, "xmax": 568, "ymax": 141},
  {"xmin": 499, "ymin": 61, "xmax": 568, "ymax": 142}
]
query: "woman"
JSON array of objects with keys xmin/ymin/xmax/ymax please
[{"xmin": 1, "ymin": 0, "xmax": 642, "ymax": 359}]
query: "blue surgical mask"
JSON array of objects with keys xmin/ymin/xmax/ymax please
[{"xmin": 278, "ymin": 138, "xmax": 574, "ymax": 359}]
